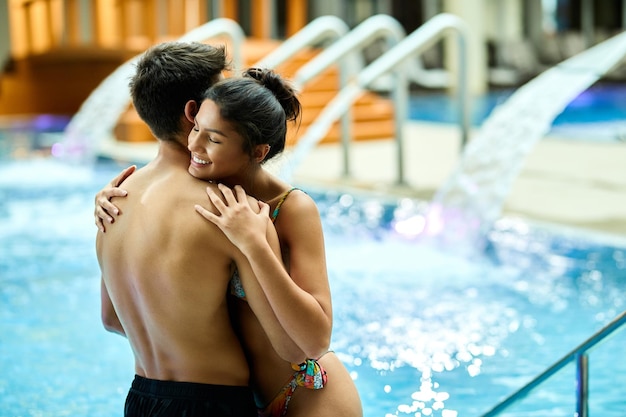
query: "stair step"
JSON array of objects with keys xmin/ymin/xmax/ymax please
[
  {"xmin": 299, "ymin": 70, "xmax": 341, "ymax": 92},
  {"xmin": 300, "ymin": 97, "xmax": 394, "ymax": 125},
  {"xmin": 298, "ymin": 89, "xmax": 391, "ymax": 110},
  {"xmin": 287, "ymin": 119, "xmax": 395, "ymax": 145},
  {"xmin": 241, "ymin": 37, "xmax": 282, "ymax": 67}
]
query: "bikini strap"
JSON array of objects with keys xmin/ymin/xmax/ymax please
[
  {"xmin": 290, "ymin": 358, "xmax": 328, "ymax": 390},
  {"xmin": 271, "ymin": 187, "xmax": 300, "ymax": 223}
]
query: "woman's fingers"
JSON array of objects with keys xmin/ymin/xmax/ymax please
[
  {"xmin": 103, "ymin": 187, "xmax": 129, "ymax": 201},
  {"xmin": 95, "ymin": 204, "xmax": 112, "ymax": 225},
  {"xmin": 217, "ymin": 183, "xmax": 239, "ymax": 205},
  {"xmin": 93, "ymin": 166, "xmax": 135, "ymax": 233},
  {"xmin": 258, "ymin": 200, "xmax": 270, "ymax": 217},
  {"xmin": 233, "ymin": 185, "xmax": 250, "ymax": 206},
  {"xmin": 205, "ymin": 186, "xmax": 227, "ymax": 213},
  {"xmin": 112, "ymin": 165, "xmax": 136, "ymax": 187},
  {"xmin": 95, "ymin": 209, "xmax": 107, "ymax": 232},
  {"xmin": 94, "ymin": 189, "xmax": 125, "ymax": 231},
  {"xmin": 97, "ymin": 189, "xmax": 127, "ymax": 215},
  {"xmin": 202, "ymin": 184, "xmax": 259, "ymax": 222},
  {"xmin": 194, "ymin": 204, "xmax": 220, "ymax": 224}
]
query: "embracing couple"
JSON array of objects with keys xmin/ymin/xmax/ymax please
[{"xmin": 95, "ymin": 41, "xmax": 362, "ymax": 417}]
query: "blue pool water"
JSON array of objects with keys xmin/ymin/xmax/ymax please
[
  {"xmin": 1, "ymin": 154, "xmax": 625, "ymax": 417},
  {"xmin": 409, "ymin": 82, "xmax": 626, "ymax": 141}
]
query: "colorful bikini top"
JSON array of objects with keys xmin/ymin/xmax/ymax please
[{"xmin": 230, "ymin": 187, "xmax": 299, "ymax": 300}]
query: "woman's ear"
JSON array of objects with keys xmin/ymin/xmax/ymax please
[
  {"xmin": 184, "ymin": 100, "xmax": 198, "ymax": 122},
  {"xmin": 253, "ymin": 144, "xmax": 271, "ymax": 163}
]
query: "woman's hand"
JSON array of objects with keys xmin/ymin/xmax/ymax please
[
  {"xmin": 94, "ymin": 165, "xmax": 136, "ymax": 232},
  {"xmin": 194, "ymin": 184, "xmax": 270, "ymax": 252}
]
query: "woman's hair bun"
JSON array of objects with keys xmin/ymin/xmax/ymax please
[{"xmin": 243, "ymin": 68, "xmax": 301, "ymax": 122}]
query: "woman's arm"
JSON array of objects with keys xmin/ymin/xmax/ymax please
[
  {"xmin": 231, "ymin": 203, "xmax": 307, "ymax": 363},
  {"xmin": 195, "ymin": 184, "xmax": 332, "ymax": 359},
  {"xmin": 94, "ymin": 165, "xmax": 136, "ymax": 232}
]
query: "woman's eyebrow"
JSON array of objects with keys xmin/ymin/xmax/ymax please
[{"xmin": 194, "ymin": 117, "xmax": 227, "ymax": 137}]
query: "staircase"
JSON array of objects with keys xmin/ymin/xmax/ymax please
[{"xmin": 114, "ymin": 38, "xmax": 396, "ymax": 146}]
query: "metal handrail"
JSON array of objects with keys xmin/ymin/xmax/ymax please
[
  {"xmin": 249, "ymin": 15, "xmax": 350, "ymax": 170},
  {"xmin": 178, "ymin": 18, "xmax": 246, "ymax": 69},
  {"xmin": 292, "ymin": 14, "xmax": 406, "ymax": 88},
  {"xmin": 252, "ymin": 15, "xmax": 349, "ymax": 69},
  {"xmin": 481, "ymin": 310, "xmax": 626, "ymax": 417},
  {"xmin": 292, "ymin": 14, "xmax": 408, "ymax": 178},
  {"xmin": 280, "ymin": 13, "xmax": 470, "ymax": 185}
]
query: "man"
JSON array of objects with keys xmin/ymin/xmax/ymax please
[{"xmin": 96, "ymin": 41, "xmax": 272, "ymax": 417}]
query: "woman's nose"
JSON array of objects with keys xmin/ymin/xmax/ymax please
[{"xmin": 187, "ymin": 133, "xmax": 198, "ymax": 151}]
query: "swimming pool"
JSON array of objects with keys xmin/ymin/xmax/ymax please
[
  {"xmin": 409, "ymin": 81, "xmax": 626, "ymax": 142},
  {"xmin": 1, "ymin": 152, "xmax": 625, "ymax": 417}
]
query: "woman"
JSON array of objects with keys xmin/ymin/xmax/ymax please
[{"xmin": 95, "ymin": 68, "xmax": 362, "ymax": 417}]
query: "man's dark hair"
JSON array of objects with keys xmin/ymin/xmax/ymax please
[{"xmin": 130, "ymin": 41, "xmax": 228, "ymax": 141}]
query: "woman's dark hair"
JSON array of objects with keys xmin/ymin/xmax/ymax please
[{"xmin": 203, "ymin": 68, "xmax": 301, "ymax": 161}]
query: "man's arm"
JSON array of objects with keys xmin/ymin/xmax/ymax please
[
  {"xmin": 96, "ymin": 231, "xmax": 126, "ymax": 337},
  {"xmin": 100, "ymin": 277, "xmax": 126, "ymax": 337}
]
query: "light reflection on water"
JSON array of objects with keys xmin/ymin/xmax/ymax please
[
  {"xmin": 313, "ymin": 188, "xmax": 626, "ymax": 416},
  {"xmin": 1, "ymin": 158, "xmax": 625, "ymax": 417}
]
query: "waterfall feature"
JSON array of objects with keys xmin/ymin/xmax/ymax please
[
  {"xmin": 426, "ymin": 31, "xmax": 626, "ymax": 246},
  {"xmin": 58, "ymin": 57, "xmax": 140, "ymax": 162},
  {"xmin": 57, "ymin": 19, "xmax": 244, "ymax": 162}
]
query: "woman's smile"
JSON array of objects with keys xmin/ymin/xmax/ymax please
[{"xmin": 191, "ymin": 154, "xmax": 210, "ymax": 165}]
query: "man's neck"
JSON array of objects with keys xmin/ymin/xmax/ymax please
[{"xmin": 155, "ymin": 138, "xmax": 191, "ymax": 167}]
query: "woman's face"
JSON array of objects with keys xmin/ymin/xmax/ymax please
[{"xmin": 187, "ymin": 99, "xmax": 250, "ymax": 183}]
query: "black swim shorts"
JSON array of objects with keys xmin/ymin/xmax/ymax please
[{"xmin": 124, "ymin": 375, "xmax": 256, "ymax": 417}]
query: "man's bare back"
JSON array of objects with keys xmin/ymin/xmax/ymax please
[{"xmin": 96, "ymin": 146, "xmax": 249, "ymax": 386}]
